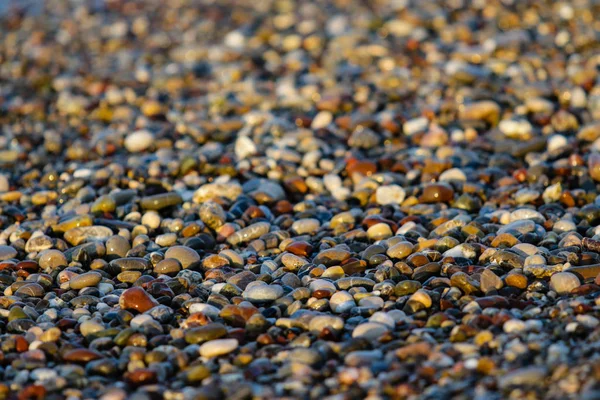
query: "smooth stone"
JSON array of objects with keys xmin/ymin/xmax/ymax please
[
  {"xmin": 313, "ymin": 248, "xmax": 351, "ymax": 266},
  {"xmin": 140, "ymin": 192, "xmax": 182, "ymax": 210},
  {"xmin": 110, "ymin": 257, "xmax": 150, "ymax": 271},
  {"xmin": 106, "ymin": 235, "xmax": 131, "ymax": 258},
  {"xmin": 498, "ymin": 367, "xmax": 547, "ymax": 389},
  {"xmin": 193, "ymin": 182, "xmax": 243, "ymax": 203},
  {"xmin": 369, "ymin": 311, "xmax": 396, "ymax": 328},
  {"xmin": 185, "ymin": 323, "xmax": 227, "ymax": 344},
  {"xmin": 155, "ymin": 233, "xmax": 178, "ymax": 247},
  {"xmin": 550, "ymin": 272, "xmax": 581, "ymax": 294},
  {"xmin": 0, "ymin": 174, "xmax": 8, "ymax": 192},
  {"xmin": 64, "ymin": 226, "xmax": 113, "ymax": 246},
  {"xmin": 154, "ymin": 259, "xmax": 181, "ymax": 275},
  {"xmin": 376, "ymin": 185, "xmax": 406, "ymax": 205},
  {"xmin": 38, "ymin": 250, "xmax": 67, "ymax": 270},
  {"xmin": 124, "ymin": 130, "xmax": 154, "ymax": 153},
  {"xmin": 63, "ymin": 349, "xmax": 105, "ymax": 363},
  {"xmin": 439, "ymin": 168, "xmax": 467, "ymax": 182},
  {"xmin": 352, "ymin": 322, "xmax": 389, "ymax": 340},
  {"xmin": 119, "ymin": 287, "xmax": 159, "ymax": 313},
  {"xmin": 281, "ymin": 253, "xmax": 308, "ymax": 270},
  {"xmin": 308, "ymin": 315, "xmax": 345, "ymax": 332},
  {"xmin": 243, "ymin": 285, "xmax": 284, "ymax": 303},
  {"xmin": 358, "ymin": 296, "xmax": 384, "ymax": 309},
  {"xmin": 15, "ymin": 283, "xmax": 45, "ymax": 298},
  {"xmin": 70, "ymin": 272, "xmax": 102, "ymax": 290},
  {"xmin": 80, "ymin": 320, "xmax": 104, "ymax": 337},
  {"xmin": 165, "ymin": 246, "xmax": 200, "ymax": 269},
  {"xmin": 227, "ymin": 222, "xmax": 271, "ymax": 246},
  {"xmin": 199, "ymin": 339, "xmax": 238, "ymax": 358},
  {"xmin": 291, "ymin": 218, "xmax": 320, "ymax": 235},
  {"xmin": 129, "ymin": 314, "xmax": 156, "ymax": 329},
  {"xmin": 419, "ymin": 184, "xmax": 454, "ymax": 203},
  {"xmin": 329, "ymin": 291, "xmax": 355, "ymax": 313},
  {"xmin": 386, "ymin": 241, "xmax": 413, "ymax": 259},
  {"xmin": 367, "ymin": 223, "xmax": 392, "ymax": 240},
  {"xmin": 311, "ymin": 111, "xmax": 333, "ymax": 129},
  {"xmin": 336, "ymin": 277, "xmax": 375, "ymax": 290},
  {"xmin": 0, "ymin": 245, "xmax": 17, "ymax": 261}
]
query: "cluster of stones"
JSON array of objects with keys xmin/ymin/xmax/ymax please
[{"xmin": 0, "ymin": 0, "xmax": 600, "ymax": 399}]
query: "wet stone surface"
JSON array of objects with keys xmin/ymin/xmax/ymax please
[{"xmin": 0, "ymin": 0, "xmax": 599, "ymax": 399}]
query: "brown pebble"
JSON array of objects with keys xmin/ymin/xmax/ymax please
[
  {"xmin": 119, "ymin": 287, "xmax": 159, "ymax": 313},
  {"xmin": 419, "ymin": 184, "xmax": 455, "ymax": 203}
]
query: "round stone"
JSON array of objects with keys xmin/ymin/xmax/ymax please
[
  {"xmin": 164, "ymin": 246, "xmax": 200, "ymax": 269},
  {"xmin": 329, "ymin": 291, "xmax": 355, "ymax": 313},
  {"xmin": 376, "ymin": 185, "xmax": 406, "ymax": 205},
  {"xmin": 38, "ymin": 250, "xmax": 67, "ymax": 270},
  {"xmin": 106, "ymin": 235, "xmax": 131, "ymax": 258},
  {"xmin": 124, "ymin": 130, "xmax": 154, "ymax": 153},
  {"xmin": 550, "ymin": 272, "xmax": 581, "ymax": 295},
  {"xmin": 69, "ymin": 272, "xmax": 102, "ymax": 290}
]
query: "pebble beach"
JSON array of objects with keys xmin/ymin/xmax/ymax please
[{"xmin": 1, "ymin": 0, "xmax": 600, "ymax": 399}]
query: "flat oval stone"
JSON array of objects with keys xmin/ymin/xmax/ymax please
[
  {"xmin": 336, "ymin": 277, "xmax": 375, "ymax": 290},
  {"xmin": 313, "ymin": 248, "xmax": 351, "ymax": 267},
  {"xmin": 0, "ymin": 245, "xmax": 17, "ymax": 261},
  {"xmin": 387, "ymin": 241, "xmax": 413, "ymax": 259},
  {"xmin": 64, "ymin": 226, "xmax": 113, "ymax": 246},
  {"xmin": 199, "ymin": 338, "xmax": 238, "ymax": 358},
  {"xmin": 69, "ymin": 272, "xmax": 102, "ymax": 290},
  {"xmin": 109, "ymin": 257, "xmax": 150, "ymax": 272},
  {"xmin": 227, "ymin": 222, "xmax": 271, "ymax": 246},
  {"xmin": 15, "ymin": 283, "xmax": 45, "ymax": 298},
  {"xmin": 124, "ymin": 129, "xmax": 154, "ymax": 153},
  {"xmin": 291, "ymin": 218, "xmax": 320, "ymax": 235},
  {"xmin": 352, "ymin": 322, "xmax": 389, "ymax": 340},
  {"xmin": 140, "ymin": 192, "xmax": 182, "ymax": 210},
  {"xmin": 184, "ymin": 323, "xmax": 227, "ymax": 344},
  {"xmin": 419, "ymin": 184, "xmax": 454, "ymax": 203},
  {"xmin": 154, "ymin": 258, "xmax": 181, "ymax": 275},
  {"xmin": 63, "ymin": 348, "xmax": 105, "ymax": 363},
  {"xmin": 281, "ymin": 253, "xmax": 308, "ymax": 270},
  {"xmin": 243, "ymin": 284, "xmax": 284, "ymax": 303}
]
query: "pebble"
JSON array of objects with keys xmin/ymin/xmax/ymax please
[
  {"xmin": 124, "ymin": 130, "xmax": 154, "ymax": 153},
  {"xmin": 164, "ymin": 246, "xmax": 200, "ymax": 269},
  {"xmin": 0, "ymin": 1, "xmax": 598, "ymax": 398},
  {"xmin": 69, "ymin": 272, "xmax": 102, "ymax": 290},
  {"xmin": 243, "ymin": 284, "xmax": 284, "ymax": 303},
  {"xmin": 375, "ymin": 185, "xmax": 406, "ymax": 205},
  {"xmin": 550, "ymin": 272, "xmax": 581, "ymax": 294},
  {"xmin": 352, "ymin": 322, "xmax": 389, "ymax": 340},
  {"xmin": 119, "ymin": 287, "xmax": 159, "ymax": 313},
  {"xmin": 0, "ymin": 245, "xmax": 17, "ymax": 260},
  {"xmin": 329, "ymin": 291, "xmax": 355, "ymax": 313},
  {"xmin": 199, "ymin": 339, "xmax": 239, "ymax": 358}
]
